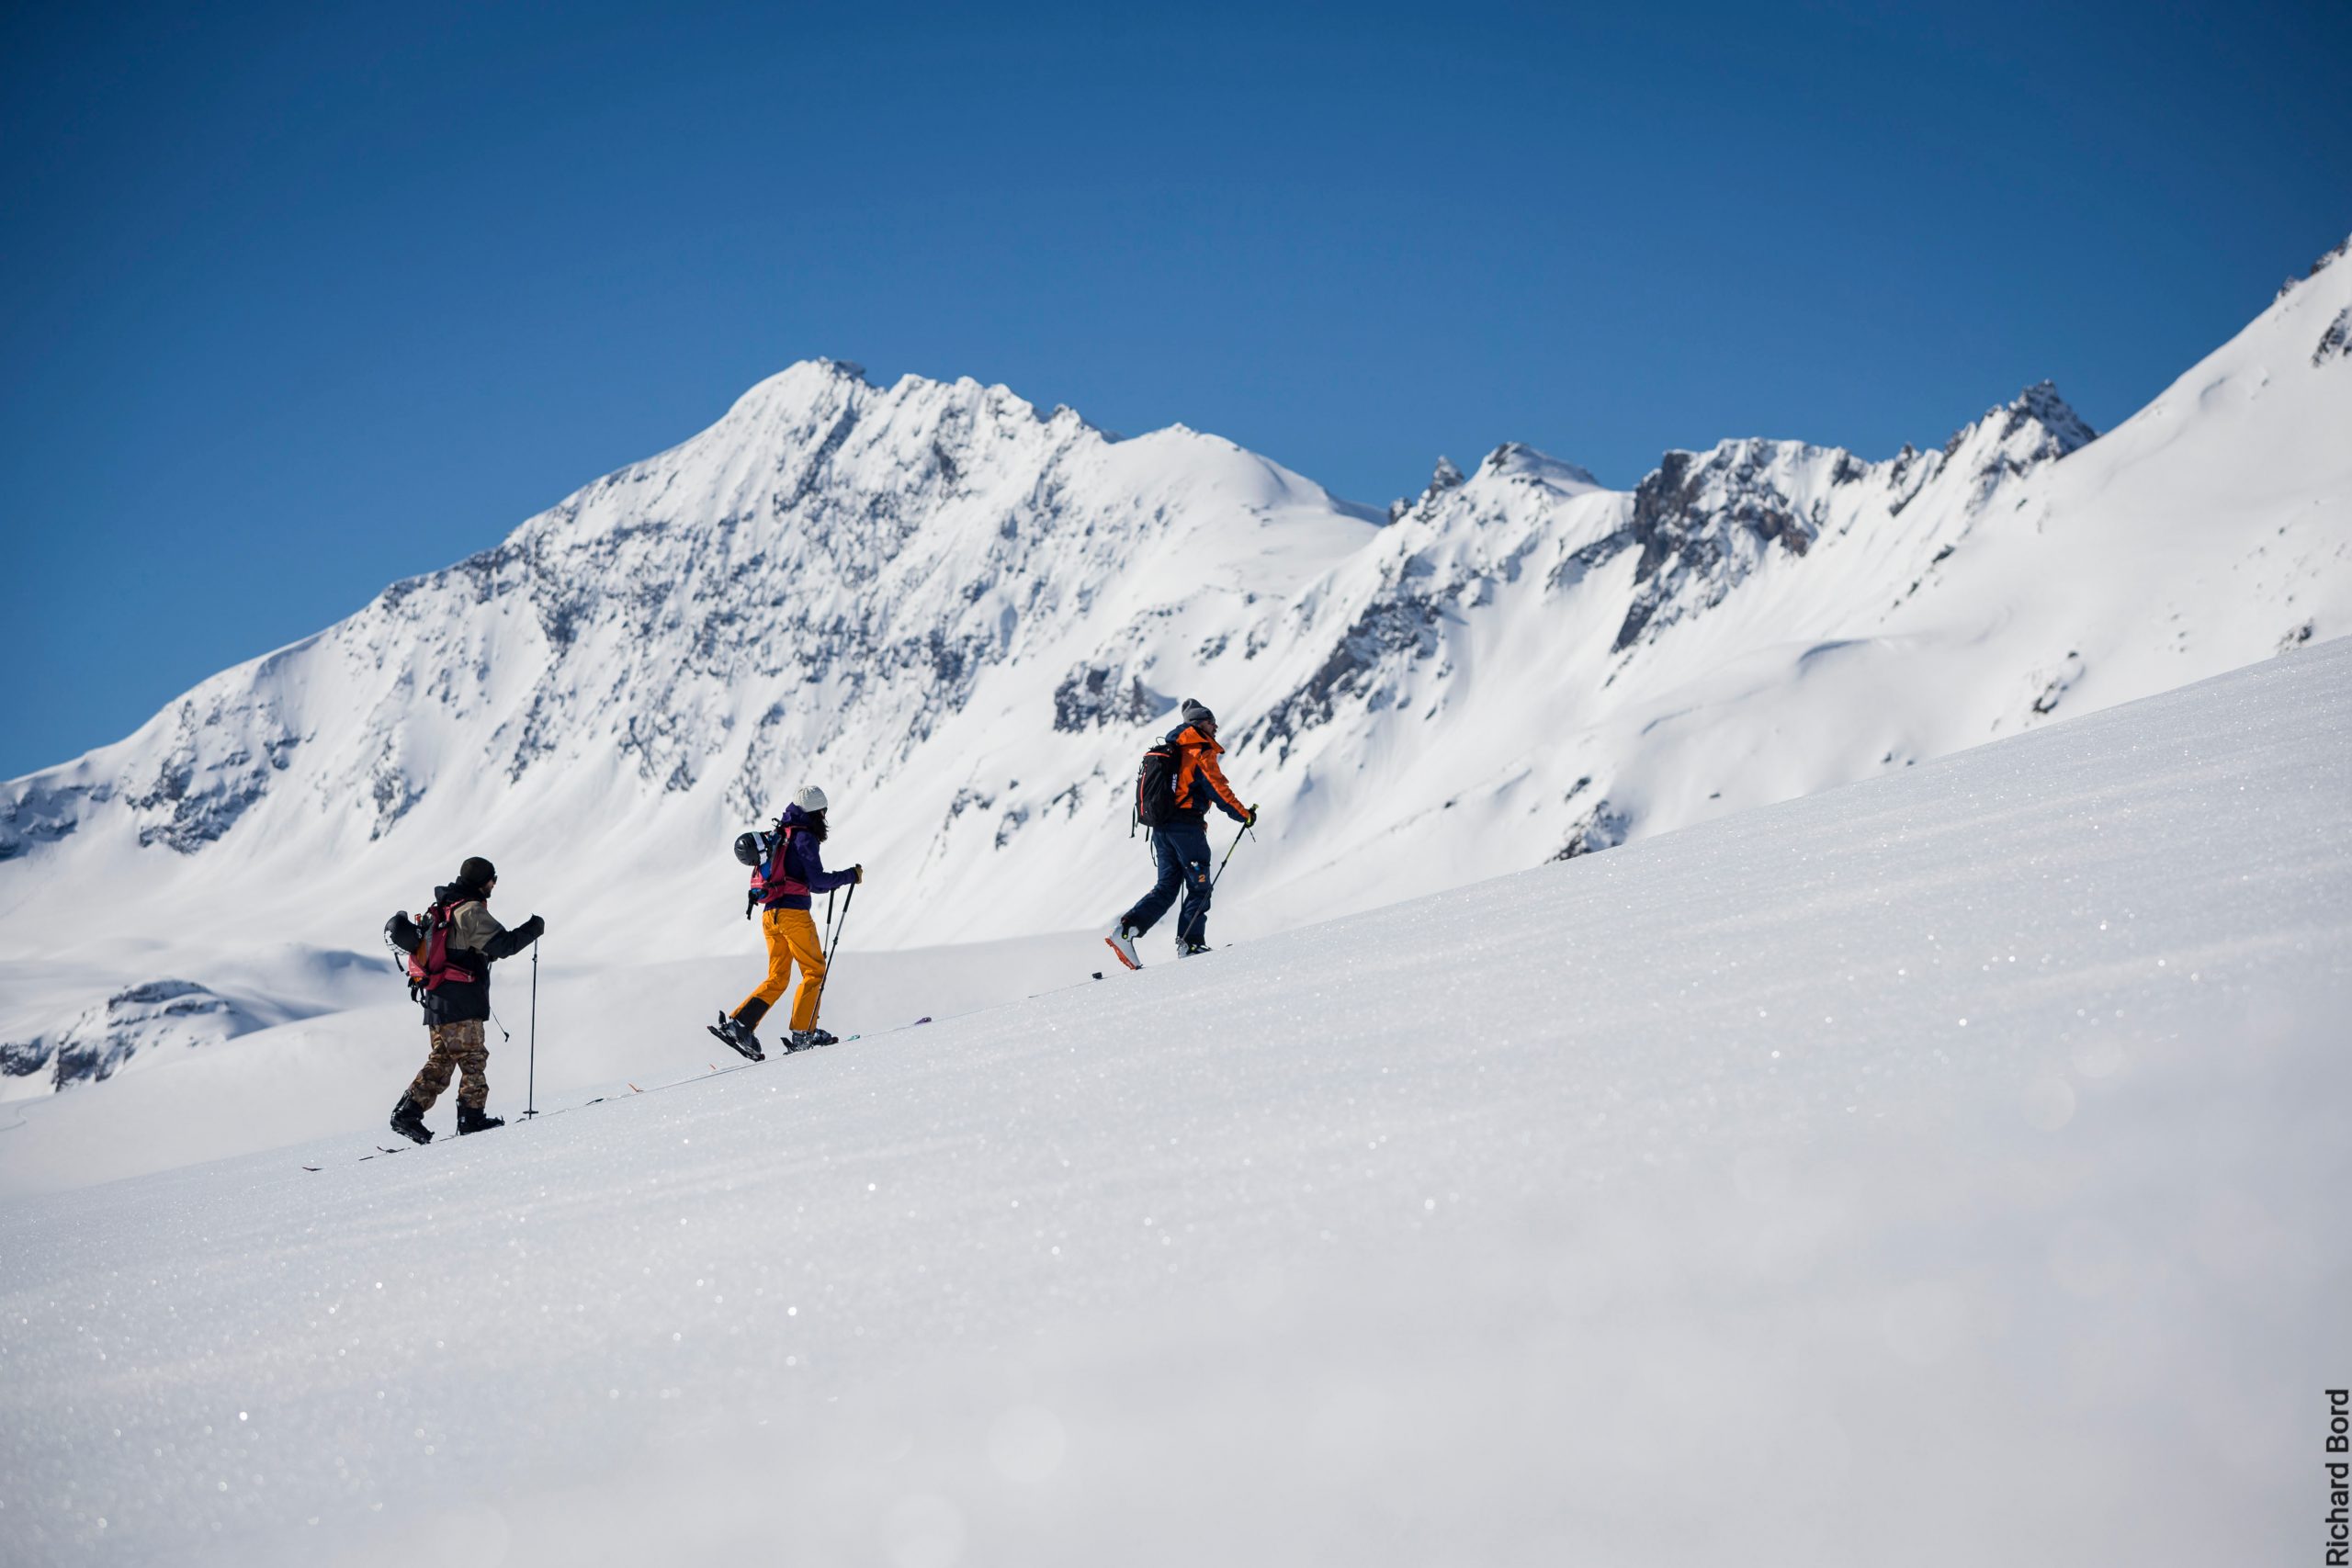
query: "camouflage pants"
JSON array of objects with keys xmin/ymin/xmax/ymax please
[{"xmin": 407, "ymin": 1020, "xmax": 489, "ymax": 1111}]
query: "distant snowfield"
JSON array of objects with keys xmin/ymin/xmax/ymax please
[{"xmin": 2, "ymin": 637, "xmax": 2345, "ymax": 1567}]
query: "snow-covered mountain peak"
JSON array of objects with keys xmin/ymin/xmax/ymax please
[
  {"xmin": 1481, "ymin": 441, "xmax": 1602, "ymax": 494},
  {"xmin": 1388, "ymin": 445, "xmax": 1604, "ymax": 527},
  {"xmin": 4, "ymin": 242, "xmax": 2347, "ymax": 1065},
  {"xmin": 2277, "ymin": 231, "xmax": 2352, "ymax": 299},
  {"xmin": 1900, "ymin": 376, "xmax": 2107, "ymax": 505},
  {"xmin": 1999, "ymin": 378, "xmax": 2098, "ymax": 454},
  {"xmin": 700, "ymin": 358, "xmax": 1122, "ymax": 479},
  {"xmin": 714, "ymin": 355, "xmax": 871, "ymax": 421},
  {"xmin": 1938, "ymin": 378, "xmax": 2098, "ymax": 475},
  {"xmin": 1389, "ymin": 455, "xmax": 1461, "ymax": 522},
  {"xmin": 2269, "ymin": 233, "xmax": 2352, "ymax": 368}
]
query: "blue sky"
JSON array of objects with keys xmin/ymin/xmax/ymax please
[{"xmin": 3, "ymin": 0, "xmax": 2346, "ymax": 779}]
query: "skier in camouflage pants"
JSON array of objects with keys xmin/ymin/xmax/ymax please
[
  {"xmin": 388, "ymin": 856, "xmax": 544, "ymax": 1145},
  {"xmin": 407, "ymin": 1019, "xmax": 492, "ymax": 1114}
]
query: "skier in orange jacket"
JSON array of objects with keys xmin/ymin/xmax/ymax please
[{"xmin": 1106, "ymin": 699, "xmax": 1257, "ymax": 968}]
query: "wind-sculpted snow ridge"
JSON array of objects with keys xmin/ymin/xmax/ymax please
[
  {"xmin": 1, "ymin": 238, "xmax": 2348, "ymax": 1078},
  {"xmin": 0, "ymin": 637, "xmax": 2345, "ymax": 1567}
]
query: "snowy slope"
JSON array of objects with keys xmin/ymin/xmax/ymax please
[
  {"xmin": 2, "ymin": 236, "xmax": 2348, "ymax": 1103},
  {"xmin": 0, "ymin": 931, "xmax": 1092, "ymax": 1198},
  {"xmin": 1, "ymin": 634, "xmax": 2345, "ymax": 1568}
]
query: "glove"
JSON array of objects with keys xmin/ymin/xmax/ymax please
[
  {"xmin": 522, "ymin": 913, "xmax": 547, "ymax": 941},
  {"xmin": 852, "ymin": 864, "xmax": 865, "ymax": 885},
  {"xmin": 1243, "ymin": 805, "xmax": 1261, "ymax": 828}
]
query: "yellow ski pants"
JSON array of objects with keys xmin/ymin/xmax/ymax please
[{"xmin": 740, "ymin": 907, "xmax": 828, "ymax": 1031}]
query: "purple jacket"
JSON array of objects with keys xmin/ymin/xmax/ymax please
[{"xmin": 758, "ymin": 804, "xmax": 857, "ymax": 911}]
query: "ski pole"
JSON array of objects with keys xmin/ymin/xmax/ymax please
[
  {"xmin": 525, "ymin": 940, "xmax": 539, "ymax": 1120},
  {"xmin": 1212, "ymin": 820, "xmax": 1249, "ymax": 890},
  {"xmin": 810, "ymin": 881, "xmax": 855, "ymax": 1028}
]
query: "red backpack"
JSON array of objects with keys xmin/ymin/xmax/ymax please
[
  {"xmin": 405, "ymin": 900, "xmax": 481, "ymax": 1000},
  {"xmin": 742, "ymin": 820, "xmax": 810, "ymax": 919}
]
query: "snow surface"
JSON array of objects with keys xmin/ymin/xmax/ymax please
[
  {"xmin": 0, "ymin": 932, "xmax": 1087, "ymax": 1198},
  {"xmin": 3, "ymin": 637, "xmax": 2346, "ymax": 1567}
]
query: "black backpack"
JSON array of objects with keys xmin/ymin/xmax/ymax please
[{"xmin": 1135, "ymin": 735, "xmax": 1184, "ymax": 828}]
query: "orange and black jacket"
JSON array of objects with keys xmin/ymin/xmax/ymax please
[{"xmin": 1166, "ymin": 723, "xmax": 1251, "ymax": 825}]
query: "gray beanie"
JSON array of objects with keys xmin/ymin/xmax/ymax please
[{"xmin": 1181, "ymin": 698, "xmax": 1216, "ymax": 730}]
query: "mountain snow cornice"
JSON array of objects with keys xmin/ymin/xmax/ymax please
[{"xmin": 5, "ymin": 234, "xmax": 2349, "ymax": 975}]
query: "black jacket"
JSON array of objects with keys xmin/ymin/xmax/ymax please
[{"xmin": 412, "ymin": 881, "xmax": 541, "ymax": 1026}]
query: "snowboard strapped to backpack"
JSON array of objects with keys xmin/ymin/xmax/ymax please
[
  {"xmin": 739, "ymin": 818, "xmax": 809, "ymax": 919},
  {"xmin": 387, "ymin": 900, "xmax": 480, "ymax": 1001},
  {"xmin": 1135, "ymin": 733, "xmax": 1185, "ymax": 829}
]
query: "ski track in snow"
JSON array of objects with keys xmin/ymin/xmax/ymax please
[
  {"xmin": 0, "ymin": 935, "xmax": 1098, "ymax": 1196},
  {"xmin": 1, "ymin": 639, "xmax": 2346, "ymax": 1566}
]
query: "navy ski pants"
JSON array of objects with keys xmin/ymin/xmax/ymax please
[{"xmin": 1122, "ymin": 822, "xmax": 1215, "ymax": 947}]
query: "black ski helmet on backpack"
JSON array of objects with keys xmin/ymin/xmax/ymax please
[{"xmin": 732, "ymin": 831, "xmax": 764, "ymax": 867}]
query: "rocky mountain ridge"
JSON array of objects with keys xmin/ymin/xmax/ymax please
[{"xmin": 4, "ymin": 235, "xmax": 2348, "ymax": 1091}]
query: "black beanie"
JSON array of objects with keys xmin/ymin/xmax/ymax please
[
  {"xmin": 1182, "ymin": 698, "xmax": 1216, "ymax": 729},
  {"xmin": 458, "ymin": 856, "xmax": 497, "ymax": 890}
]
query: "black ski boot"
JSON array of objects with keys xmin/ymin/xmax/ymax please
[
  {"xmin": 1177, "ymin": 941, "xmax": 1212, "ymax": 958},
  {"xmin": 786, "ymin": 1027, "xmax": 839, "ymax": 1052},
  {"xmin": 389, "ymin": 1096, "xmax": 434, "ymax": 1145},
  {"xmin": 455, "ymin": 1102, "xmax": 505, "ymax": 1135},
  {"xmin": 708, "ymin": 1011, "xmax": 765, "ymax": 1062}
]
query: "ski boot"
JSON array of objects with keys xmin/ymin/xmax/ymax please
[
  {"xmin": 388, "ymin": 1096, "xmax": 434, "ymax": 1145},
  {"xmin": 1104, "ymin": 921, "xmax": 1143, "ymax": 971},
  {"xmin": 1177, "ymin": 941, "xmax": 1212, "ymax": 958},
  {"xmin": 455, "ymin": 1102, "xmax": 505, "ymax": 1135},
  {"xmin": 708, "ymin": 1012, "xmax": 765, "ymax": 1062},
  {"xmin": 787, "ymin": 1027, "xmax": 840, "ymax": 1052}
]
